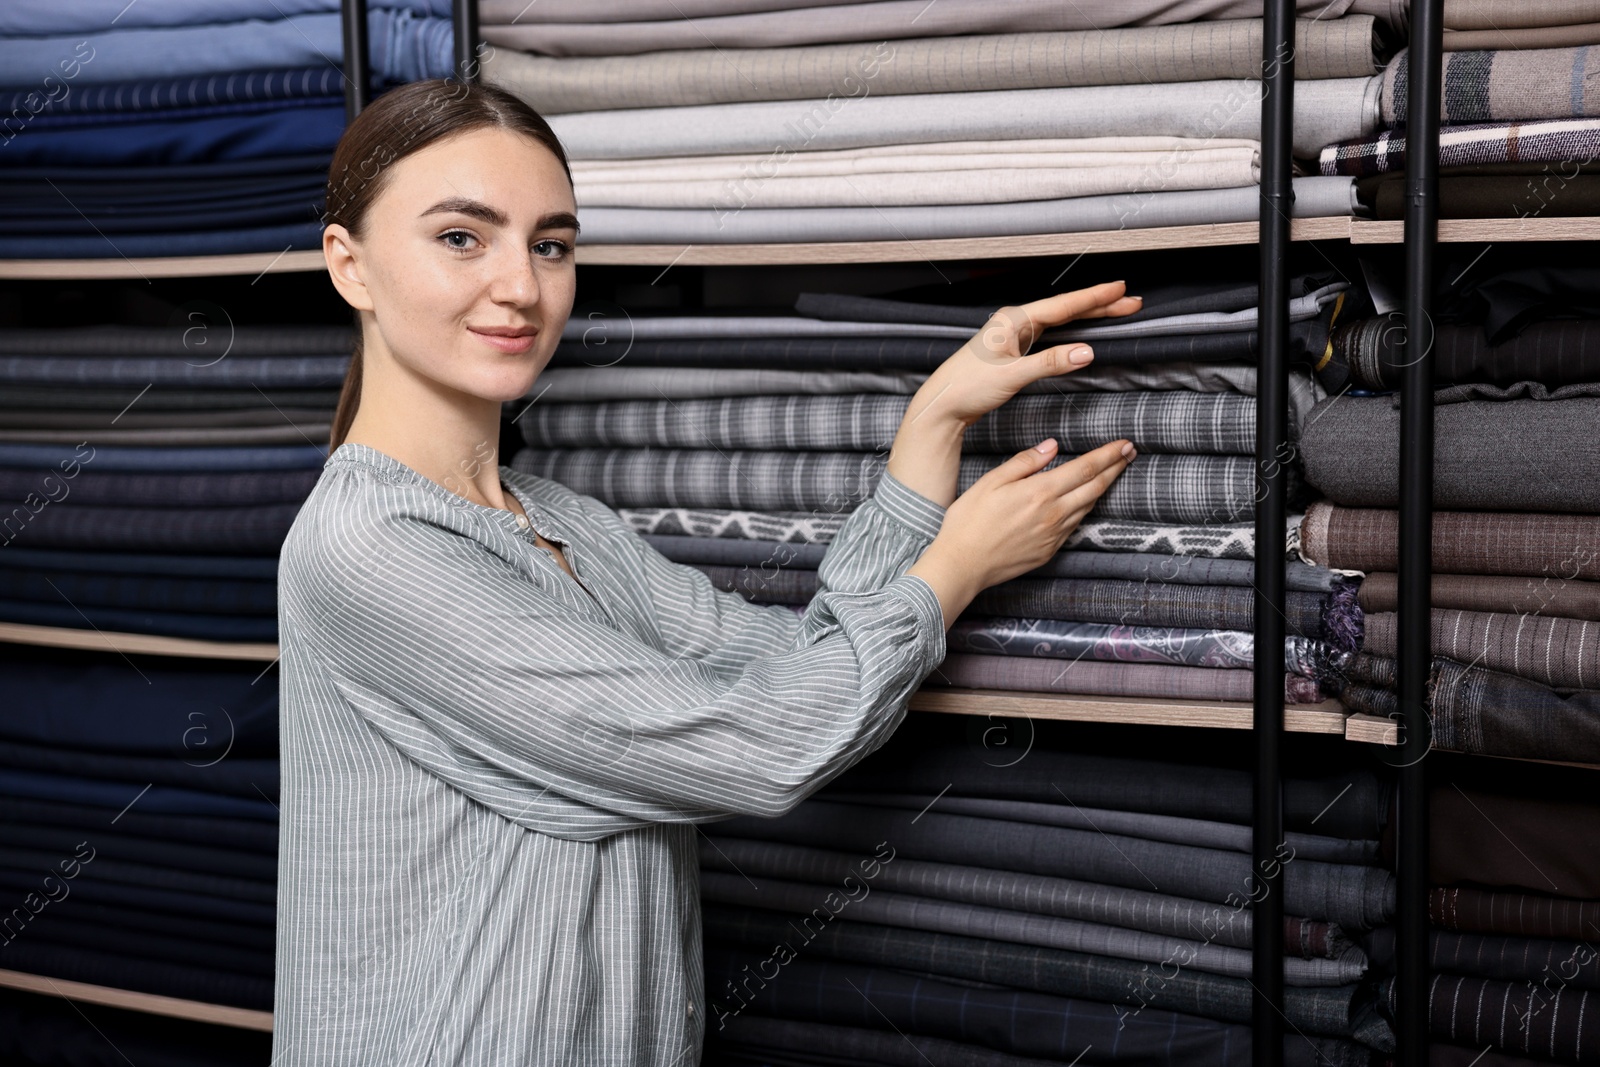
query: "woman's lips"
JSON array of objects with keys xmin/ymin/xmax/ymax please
[{"xmin": 470, "ymin": 328, "xmax": 537, "ymax": 354}]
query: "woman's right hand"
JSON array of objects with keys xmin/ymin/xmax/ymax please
[{"xmin": 906, "ymin": 437, "xmax": 1137, "ymax": 629}]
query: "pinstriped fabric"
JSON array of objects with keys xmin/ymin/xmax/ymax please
[
  {"xmin": 516, "ymin": 392, "xmax": 1259, "ymax": 454},
  {"xmin": 1432, "ymin": 887, "xmax": 1600, "ymax": 940},
  {"xmin": 0, "ymin": 68, "xmax": 353, "ymax": 115},
  {"xmin": 273, "ymin": 443, "xmax": 947, "ymax": 1065},
  {"xmin": 1431, "ymin": 930, "xmax": 1600, "ymax": 989},
  {"xmin": 1364, "ymin": 609, "xmax": 1600, "ymax": 689},
  {"xmin": 512, "ymin": 448, "xmax": 1274, "ymax": 524},
  {"xmin": 1383, "ymin": 973, "xmax": 1599, "ymax": 1060}
]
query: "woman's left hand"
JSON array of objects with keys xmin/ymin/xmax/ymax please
[{"xmin": 905, "ymin": 280, "xmax": 1143, "ymax": 431}]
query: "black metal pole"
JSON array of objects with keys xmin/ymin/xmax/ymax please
[
  {"xmin": 454, "ymin": 0, "xmax": 480, "ymax": 84},
  {"xmin": 341, "ymin": 0, "xmax": 370, "ymax": 121},
  {"xmin": 1253, "ymin": 4, "xmax": 1294, "ymax": 1066},
  {"xmin": 1399, "ymin": 0, "xmax": 1442, "ymax": 1062}
]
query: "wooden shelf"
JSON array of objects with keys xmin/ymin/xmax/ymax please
[
  {"xmin": 1349, "ymin": 217, "xmax": 1600, "ymax": 244},
  {"xmin": 910, "ymin": 689, "xmax": 1350, "ymax": 733},
  {"xmin": 0, "ymin": 968, "xmax": 272, "ymax": 1031},
  {"xmin": 0, "ymin": 249, "xmax": 325, "ymax": 280},
  {"xmin": 0, "ymin": 622, "xmax": 277, "ymax": 662}
]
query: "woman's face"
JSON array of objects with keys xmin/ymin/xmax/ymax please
[{"xmin": 333, "ymin": 125, "xmax": 579, "ymax": 404}]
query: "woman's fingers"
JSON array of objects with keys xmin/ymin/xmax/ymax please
[
  {"xmin": 972, "ymin": 438, "xmax": 1062, "ymax": 490},
  {"xmin": 1017, "ymin": 282, "xmax": 1138, "ymax": 330},
  {"xmin": 1034, "ymin": 438, "xmax": 1137, "ymax": 502}
]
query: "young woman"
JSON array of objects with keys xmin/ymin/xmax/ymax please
[{"xmin": 275, "ymin": 78, "xmax": 1141, "ymax": 1065}]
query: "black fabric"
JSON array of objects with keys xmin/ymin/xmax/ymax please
[
  {"xmin": 0, "ymin": 795, "xmax": 278, "ymax": 856},
  {"xmin": 0, "ymin": 740, "xmax": 278, "ymax": 800},
  {"xmin": 0, "ymin": 986, "xmax": 272, "ymax": 1067},
  {"xmin": 0, "ymin": 940, "xmax": 271, "ymax": 1011}
]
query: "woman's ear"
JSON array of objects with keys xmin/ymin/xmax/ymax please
[{"xmin": 323, "ymin": 223, "xmax": 375, "ymax": 312}]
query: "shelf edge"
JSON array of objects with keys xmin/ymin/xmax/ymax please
[{"xmin": 0, "ymin": 969, "xmax": 273, "ymax": 1032}]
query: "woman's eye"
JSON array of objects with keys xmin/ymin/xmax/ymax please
[
  {"xmin": 440, "ymin": 230, "xmax": 478, "ymax": 252},
  {"xmin": 533, "ymin": 239, "xmax": 571, "ymax": 259}
]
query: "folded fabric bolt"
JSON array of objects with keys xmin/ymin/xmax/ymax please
[
  {"xmin": 0, "ymin": 322, "xmax": 350, "ymax": 359},
  {"xmin": 0, "ymin": 768, "xmax": 277, "ymax": 821},
  {"xmin": 0, "ymin": 843, "xmax": 274, "ymax": 905},
  {"xmin": 1358, "ymin": 571, "xmax": 1600, "ymax": 619},
  {"xmin": 0, "ymin": 468, "xmax": 319, "ymax": 507},
  {"xmin": 1, "ymin": 820, "xmax": 276, "ymax": 883},
  {"xmin": 699, "ymin": 871, "xmax": 1366, "ymax": 984},
  {"xmin": 0, "ymin": 443, "xmax": 325, "ymax": 472},
  {"xmin": 1, "ymin": 179, "xmax": 330, "ymax": 236},
  {"xmin": 0, "ymin": 425, "xmax": 331, "ymax": 447},
  {"xmin": 0, "ymin": 10, "xmax": 453, "ymax": 89},
  {"xmin": 0, "ymin": 600, "xmax": 279, "ymax": 641},
  {"xmin": 1432, "ymin": 784, "xmax": 1600, "ymax": 898},
  {"xmin": 820, "ymin": 793, "xmax": 1376, "ymax": 864},
  {"xmin": 1382, "ymin": 44, "xmax": 1600, "ymax": 124},
  {"xmin": 0, "ymin": 794, "xmax": 278, "ymax": 856},
  {"xmin": 483, "ymin": 0, "xmax": 1387, "ymax": 55},
  {"xmin": 1321, "ymin": 117, "xmax": 1600, "ymax": 177},
  {"xmin": 1444, "ymin": 24, "xmax": 1600, "ymax": 50},
  {"xmin": 0, "ymin": 386, "xmax": 342, "ymax": 412},
  {"xmin": 944, "ymin": 618, "xmax": 1346, "ymax": 676},
  {"xmin": 716, "ymin": 800, "xmax": 1395, "ymax": 927},
  {"xmin": 0, "ymin": 407, "xmax": 332, "ymax": 431},
  {"xmin": 1431, "ymin": 885, "xmax": 1600, "ymax": 941},
  {"xmin": 515, "ymin": 448, "xmax": 1273, "ymax": 523},
  {"xmin": 0, "ymin": 940, "xmax": 271, "ymax": 1011},
  {"xmin": 1, "ymin": 503, "xmax": 303, "ymax": 554},
  {"xmin": 485, "ymin": 20, "xmax": 1379, "ymax": 113},
  {"xmin": 1363, "ymin": 609, "xmax": 1600, "ymax": 689},
  {"xmin": 0, "ymin": 356, "xmax": 350, "ymax": 387},
  {"xmin": 1325, "ymin": 315, "xmax": 1600, "ymax": 390},
  {"xmin": 517, "ymin": 392, "xmax": 1261, "ymax": 454},
  {"xmin": 1380, "ymin": 973, "xmax": 1599, "ymax": 1062},
  {"xmin": 478, "ymin": 0, "xmax": 1395, "ymax": 23},
  {"xmin": 1431, "ymin": 930, "xmax": 1600, "ymax": 990},
  {"xmin": 1359, "ymin": 171, "xmax": 1600, "ymax": 219},
  {"xmin": 548, "ymin": 322, "xmax": 1335, "ymax": 369},
  {"xmin": 1299, "ymin": 396, "xmax": 1600, "ymax": 512},
  {"xmin": 13, "ymin": 913, "xmax": 272, "ymax": 978},
  {"xmin": 573, "ymin": 178, "xmax": 1360, "ymax": 243},
  {"xmin": 0, "ymin": 221, "xmax": 327, "ymax": 260},
  {"xmin": 0, "ymin": 739, "xmax": 277, "ymax": 801},
  {"xmin": 0, "ymin": 567, "xmax": 277, "ymax": 616},
  {"xmin": 1301, "ymin": 501, "xmax": 1600, "ymax": 579},
  {"xmin": 0, "ymin": 66, "xmax": 351, "ymax": 115},
  {"xmin": 0, "ymin": 105, "xmax": 348, "ymax": 167},
  {"xmin": 925, "ymin": 653, "xmax": 1326, "ymax": 704},
  {"xmin": 573, "ymin": 143, "xmax": 1262, "ymax": 208},
  {"xmin": 0, "ymin": 0, "xmax": 453, "ymax": 33},
  {"xmin": 830, "ymin": 736, "xmax": 1386, "ymax": 837},
  {"xmin": 0, "ymin": 866, "xmax": 273, "ymax": 931},
  {"xmin": 700, "ymin": 837, "xmax": 1351, "ymax": 957}
]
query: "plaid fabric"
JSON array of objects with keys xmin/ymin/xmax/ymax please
[
  {"xmin": 1431, "ymin": 886, "xmax": 1600, "ymax": 941},
  {"xmin": 1381, "ymin": 973, "xmax": 1599, "ymax": 1062},
  {"xmin": 1382, "ymin": 45, "xmax": 1600, "ymax": 126},
  {"xmin": 1432, "ymin": 930, "xmax": 1600, "ymax": 990},
  {"xmin": 514, "ymin": 448, "xmax": 1272, "ymax": 524},
  {"xmin": 517, "ymin": 392, "xmax": 1259, "ymax": 455},
  {"xmin": 1364, "ymin": 609, "xmax": 1600, "ymax": 689},
  {"xmin": 1320, "ymin": 117, "xmax": 1600, "ymax": 177},
  {"xmin": 1300, "ymin": 502, "xmax": 1600, "ymax": 579}
]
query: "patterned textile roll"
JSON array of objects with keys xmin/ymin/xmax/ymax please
[
  {"xmin": 1430, "ymin": 886, "xmax": 1600, "ymax": 941},
  {"xmin": 1382, "ymin": 45, "xmax": 1600, "ymax": 124},
  {"xmin": 1300, "ymin": 502, "xmax": 1600, "ymax": 580},
  {"xmin": 1363, "ymin": 609, "xmax": 1600, "ymax": 689}
]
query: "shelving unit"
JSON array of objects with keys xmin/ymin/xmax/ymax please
[{"xmin": 0, "ymin": 969, "xmax": 274, "ymax": 1032}]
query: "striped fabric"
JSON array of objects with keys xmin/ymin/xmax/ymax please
[
  {"xmin": 0, "ymin": 67, "xmax": 356, "ymax": 116},
  {"xmin": 1431, "ymin": 886, "xmax": 1600, "ymax": 940},
  {"xmin": 516, "ymin": 392, "xmax": 1260, "ymax": 455},
  {"xmin": 1364, "ymin": 608, "xmax": 1600, "ymax": 689},
  {"xmin": 273, "ymin": 443, "xmax": 948, "ymax": 1065},
  {"xmin": 1385, "ymin": 973, "xmax": 1599, "ymax": 1061}
]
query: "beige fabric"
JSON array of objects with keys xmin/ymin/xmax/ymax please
[
  {"xmin": 1443, "ymin": 23, "xmax": 1600, "ymax": 49},
  {"xmin": 1444, "ymin": 0, "xmax": 1600, "ymax": 30}
]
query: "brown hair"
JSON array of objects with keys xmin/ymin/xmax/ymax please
[{"xmin": 322, "ymin": 79, "xmax": 573, "ymax": 449}]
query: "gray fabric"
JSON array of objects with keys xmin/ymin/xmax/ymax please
[
  {"xmin": 484, "ymin": 20, "xmax": 1379, "ymax": 114},
  {"xmin": 0, "ymin": 424, "xmax": 330, "ymax": 446},
  {"xmin": 273, "ymin": 444, "xmax": 951, "ymax": 1065},
  {"xmin": 480, "ymin": 0, "xmax": 1373, "ymax": 23},
  {"xmin": 698, "ymin": 836, "xmax": 1339, "ymax": 956},
  {"xmin": 822, "ymin": 792, "xmax": 1379, "ymax": 864},
  {"xmin": 574, "ymin": 178, "xmax": 1359, "ymax": 243},
  {"xmin": 716, "ymin": 800, "xmax": 1396, "ymax": 929},
  {"xmin": 1298, "ymin": 395, "xmax": 1600, "ymax": 512},
  {"xmin": 547, "ymin": 85, "xmax": 1379, "ymax": 160},
  {"xmin": 697, "ymin": 871, "xmax": 1367, "ymax": 985},
  {"xmin": 516, "ymin": 392, "xmax": 1262, "ymax": 454},
  {"xmin": 1364, "ymin": 609, "xmax": 1600, "ymax": 690},
  {"xmin": 481, "ymin": 1, "xmax": 1376, "ymax": 56},
  {"xmin": 928, "ymin": 652, "xmax": 1327, "ymax": 704},
  {"xmin": 513, "ymin": 448, "xmax": 1273, "ymax": 524}
]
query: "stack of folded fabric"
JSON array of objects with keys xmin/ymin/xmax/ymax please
[
  {"xmin": 1375, "ymin": 767, "xmax": 1600, "ymax": 1065},
  {"xmin": 1320, "ymin": 28, "xmax": 1600, "ymax": 219},
  {"xmin": 479, "ymin": 1, "xmax": 1393, "ymax": 243},
  {"xmin": 696, "ymin": 722, "xmax": 1396, "ymax": 1066},
  {"xmin": 512, "ymin": 275, "xmax": 1364, "ymax": 705},
  {"xmin": 1296, "ymin": 265, "xmax": 1600, "ymax": 764},
  {"xmin": 0, "ymin": 644, "xmax": 278, "ymax": 1011},
  {"xmin": 0, "ymin": 324, "xmax": 346, "ymax": 641},
  {"xmin": 0, "ymin": 1, "xmax": 454, "ymax": 259}
]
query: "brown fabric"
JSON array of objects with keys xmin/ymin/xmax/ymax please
[
  {"xmin": 1358, "ymin": 572, "xmax": 1600, "ymax": 620},
  {"xmin": 1443, "ymin": 23, "xmax": 1600, "ymax": 49},
  {"xmin": 1444, "ymin": 0, "xmax": 1600, "ymax": 30},
  {"xmin": 1300, "ymin": 502, "xmax": 1600, "ymax": 581},
  {"xmin": 1360, "ymin": 171, "xmax": 1600, "ymax": 219},
  {"xmin": 1431, "ymin": 885, "xmax": 1600, "ymax": 940},
  {"xmin": 1364, "ymin": 609, "xmax": 1600, "ymax": 690},
  {"xmin": 1432, "ymin": 784, "xmax": 1600, "ymax": 897}
]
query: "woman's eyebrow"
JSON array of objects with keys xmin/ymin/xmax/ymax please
[{"xmin": 419, "ymin": 198, "xmax": 579, "ymax": 233}]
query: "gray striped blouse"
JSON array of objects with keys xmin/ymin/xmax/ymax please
[{"xmin": 273, "ymin": 442, "xmax": 947, "ymax": 1066}]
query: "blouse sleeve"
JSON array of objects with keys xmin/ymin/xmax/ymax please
[{"xmin": 282, "ymin": 469, "xmax": 948, "ymax": 840}]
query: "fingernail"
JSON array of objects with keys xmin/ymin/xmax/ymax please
[
  {"xmin": 1035, "ymin": 438, "xmax": 1056, "ymax": 453},
  {"xmin": 1130, "ymin": 295, "xmax": 1144, "ymax": 302},
  {"xmin": 1069, "ymin": 346, "xmax": 1093, "ymax": 365},
  {"xmin": 1121, "ymin": 442, "xmax": 1137, "ymax": 459}
]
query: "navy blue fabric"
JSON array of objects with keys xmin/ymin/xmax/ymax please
[
  {"xmin": 0, "ymin": 846, "xmax": 274, "ymax": 905},
  {"xmin": 0, "ymin": 822, "xmax": 276, "ymax": 882},
  {"xmin": 0, "ymin": 769, "xmax": 278, "ymax": 821},
  {"xmin": 41, "ymin": 900, "xmax": 275, "ymax": 952},
  {"xmin": 0, "ymin": 220, "xmax": 324, "ymax": 259},
  {"xmin": 0, "ymin": 104, "xmax": 344, "ymax": 166},
  {"xmin": 0, "ymin": 867, "xmax": 273, "ymax": 926},
  {"xmin": 16, "ymin": 914, "xmax": 273, "ymax": 977},
  {"xmin": 0, "ymin": 67, "xmax": 351, "ymax": 113},
  {"xmin": 0, "ymin": 600, "xmax": 279, "ymax": 640},
  {"xmin": 3, "ymin": 184, "xmax": 327, "ymax": 235},
  {"xmin": 0, "ymin": 547, "xmax": 278, "ymax": 579},
  {"xmin": 0, "ymin": 796, "xmax": 278, "ymax": 855},
  {"xmin": 0, "ymin": 940, "xmax": 271, "ymax": 1010},
  {"xmin": 0, "ymin": 444, "xmax": 325, "ymax": 471},
  {"xmin": 0, "ymin": 568, "xmax": 277, "ymax": 616},
  {"xmin": 0, "ymin": 649, "xmax": 277, "ymax": 756},
  {"xmin": 0, "ymin": 986, "xmax": 274, "ymax": 1067},
  {"xmin": 0, "ymin": 740, "xmax": 278, "ymax": 800},
  {"xmin": 19, "ymin": 96, "xmax": 343, "ymax": 133},
  {"xmin": 2, "ymin": 502, "xmax": 301, "ymax": 554},
  {"xmin": 0, "ymin": 467, "xmax": 320, "ymax": 506}
]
